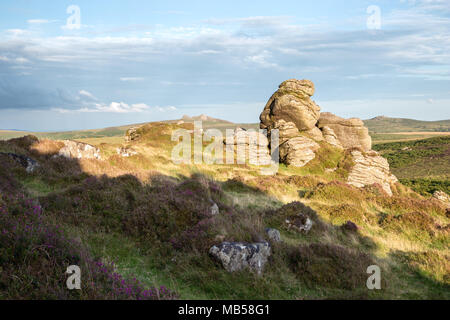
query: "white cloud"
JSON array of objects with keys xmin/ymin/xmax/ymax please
[
  {"xmin": 27, "ymin": 19, "xmax": 51, "ymax": 24},
  {"xmin": 120, "ymin": 77, "xmax": 145, "ymax": 82}
]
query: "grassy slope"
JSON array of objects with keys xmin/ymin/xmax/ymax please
[{"xmin": 0, "ymin": 124, "xmax": 448, "ymax": 300}]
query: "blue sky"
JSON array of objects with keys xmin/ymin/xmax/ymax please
[{"xmin": 0, "ymin": 0, "xmax": 449, "ymax": 131}]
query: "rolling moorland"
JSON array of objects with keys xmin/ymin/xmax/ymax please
[{"xmin": 0, "ymin": 82, "xmax": 449, "ymax": 300}]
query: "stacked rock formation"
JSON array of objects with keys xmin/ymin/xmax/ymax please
[
  {"xmin": 260, "ymin": 79, "xmax": 323, "ymax": 167},
  {"xmin": 260, "ymin": 79, "xmax": 398, "ymax": 195}
]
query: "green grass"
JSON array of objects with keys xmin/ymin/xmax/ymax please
[{"xmin": 373, "ymin": 136, "xmax": 450, "ymax": 180}]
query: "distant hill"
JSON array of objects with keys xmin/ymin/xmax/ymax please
[
  {"xmin": 2, "ymin": 115, "xmax": 450, "ymax": 142},
  {"xmin": 364, "ymin": 116, "xmax": 450, "ymax": 133}
]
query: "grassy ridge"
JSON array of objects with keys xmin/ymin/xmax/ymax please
[
  {"xmin": 0, "ymin": 125, "xmax": 448, "ymax": 300},
  {"xmin": 364, "ymin": 117, "xmax": 450, "ymax": 133}
]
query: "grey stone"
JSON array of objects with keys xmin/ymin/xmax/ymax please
[{"xmin": 209, "ymin": 242, "xmax": 271, "ymax": 275}]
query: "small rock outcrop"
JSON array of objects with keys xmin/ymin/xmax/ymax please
[
  {"xmin": 347, "ymin": 150, "xmax": 398, "ymax": 196},
  {"xmin": 125, "ymin": 127, "xmax": 141, "ymax": 143},
  {"xmin": 265, "ymin": 228, "xmax": 281, "ymax": 242},
  {"xmin": 209, "ymin": 242, "xmax": 271, "ymax": 275},
  {"xmin": 224, "ymin": 128, "xmax": 272, "ymax": 165},
  {"xmin": 1, "ymin": 152, "xmax": 39, "ymax": 173},
  {"xmin": 433, "ymin": 191, "xmax": 450, "ymax": 207},
  {"xmin": 58, "ymin": 140, "xmax": 101, "ymax": 160},
  {"xmin": 318, "ymin": 112, "xmax": 372, "ymax": 151}
]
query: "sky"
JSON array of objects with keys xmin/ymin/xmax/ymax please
[{"xmin": 0, "ymin": 0, "xmax": 449, "ymax": 131}]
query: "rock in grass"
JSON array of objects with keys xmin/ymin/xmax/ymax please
[
  {"xmin": 265, "ymin": 228, "xmax": 281, "ymax": 242},
  {"xmin": 209, "ymin": 242, "xmax": 271, "ymax": 275}
]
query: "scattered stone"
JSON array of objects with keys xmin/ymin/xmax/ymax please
[
  {"xmin": 116, "ymin": 147, "xmax": 138, "ymax": 157},
  {"xmin": 318, "ymin": 112, "xmax": 372, "ymax": 151},
  {"xmin": 285, "ymin": 213, "xmax": 313, "ymax": 233},
  {"xmin": 58, "ymin": 140, "xmax": 102, "ymax": 160},
  {"xmin": 342, "ymin": 221, "xmax": 358, "ymax": 232},
  {"xmin": 347, "ymin": 150, "xmax": 398, "ymax": 196},
  {"xmin": 1, "ymin": 152, "xmax": 39, "ymax": 173},
  {"xmin": 209, "ymin": 242, "xmax": 271, "ymax": 275},
  {"xmin": 265, "ymin": 228, "xmax": 281, "ymax": 242},
  {"xmin": 279, "ymin": 136, "xmax": 320, "ymax": 167}
]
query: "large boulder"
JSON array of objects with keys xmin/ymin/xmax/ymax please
[
  {"xmin": 260, "ymin": 79, "xmax": 321, "ymax": 133},
  {"xmin": 318, "ymin": 112, "xmax": 372, "ymax": 151},
  {"xmin": 347, "ymin": 150, "xmax": 398, "ymax": 196},
  {"xmin": 279, "ymin": 136, "xmax": 320, "ymax": 167},
  {"xmin": 209, "ymin": 242, "xmax": 271, "ymax": 275},
  {"xmin": 58, "ymin": 140, "xmax": 101, "ymax": 160}
]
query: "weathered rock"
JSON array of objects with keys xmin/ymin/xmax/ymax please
[
  {"xmin": 279, "ymin": 136, "xmax": 320, "ymax": 167},
  {"xmin": 125, "ymin": 126, "xmax": 141, "ymax": 142},
  {"xmin": 58, "ymin": 140, "xmax": 101, "ymax": 160},
  {"xmin": 285, "ymin": 213, "xmax": 313, "ymax": 233},
  {"xmin": 433, "ymin": 191, "xmax": 450, "ymax": 207},
  {"xmin": 321, "ymin": 126, "xmax": 343, "ymax": 149},
  {"xmin": 1, "ymin": 152, "xmax": 39, "ymax": 173},
  {"xmin": 116, "ymin": 147, "xmax": 138, "ymax": 157},
  {"xmin": 318, "ymin": 112, "xmax": 372, "ymax": 151},
  {"xmin": 347, "ymin": 150, "xmax": 398, "ymax": 196},
  {"xmin": 209, "ymin": 242, "xmax": 271, "ymax": 275},
  {"xmin": 225, "ymin": 128, "xmax": 272, "ymax": 165},
  {"xmin": 260, "ymin": 79, "xmax": 321, "ymax": 132},
  {"xmin": 305, "ymin": 127, "xmax": 324, "ymax": 141},
  {"xmin": 265, "ymin": 228, "xmax": 281, "ymax": 242}
]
